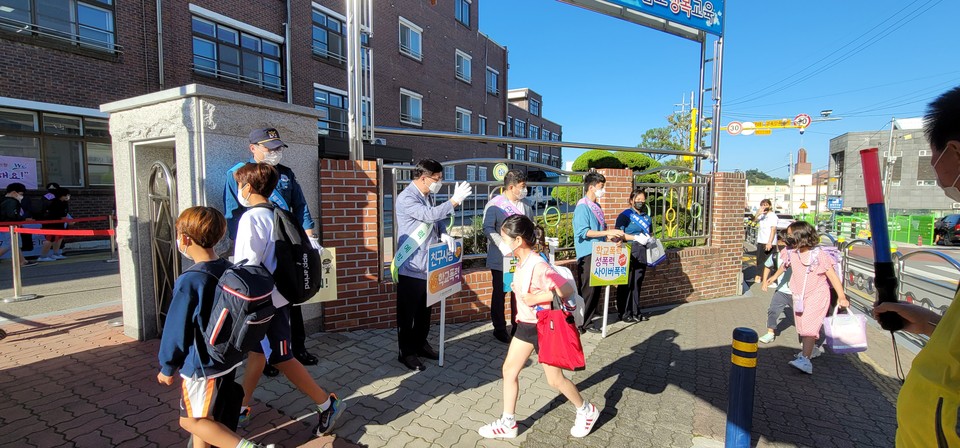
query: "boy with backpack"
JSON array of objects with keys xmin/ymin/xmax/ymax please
[
  {"xmin": 232, "ymin": 162, "xmax": 345, "ymax": 437},
  {"xmin": 157, "ymin": 206, "xmax": 273, "ymax": 448},
  {"xmin": 0, "ymin": 183, "xmax": 37, "ymax": 267}
]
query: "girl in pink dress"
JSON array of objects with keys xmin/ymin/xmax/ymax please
[
  {"xmin": 765, "ymin": 221, "xmax": 848, "ymax": 374},
  {"xmin": 478, "ymin": 215, "xmax": 600, "ymax": 439}
]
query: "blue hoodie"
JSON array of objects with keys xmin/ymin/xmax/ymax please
[{"xmin": 158, "ymin": 258, "xmax": 237, "ymax": 378}]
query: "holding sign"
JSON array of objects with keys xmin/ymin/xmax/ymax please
[
  {"xmin": 427, "ymin": 239, "xmax": 463, "ymax": 306},
  {"xmin": 0, "ymin": 156, "xmax": 38, "ymax": 190},
  {"xmin": 589, "ymin": 242, "xmax": 630, "ymax": 287}
]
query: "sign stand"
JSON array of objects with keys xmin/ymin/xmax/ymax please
[
  {"xmin": 589, "ymin": 242, "xmax": 630, "ymax": 339},
  {"xmin": 439, "ymin": 298, "xmax": 446, "ymax": 367},
  {"xmin": 3, "ymin": 227, "xmax": 38, "ymax": 303},
  {"xmin": 601, "ymin": 286, "xmax": 611, "ymax": 338}
]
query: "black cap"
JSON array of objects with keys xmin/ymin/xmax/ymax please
[{"xmin": 248, "ymin": 128, "xmax": 287, "ymax": 150}]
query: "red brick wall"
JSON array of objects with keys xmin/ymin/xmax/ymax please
[{"xmin": 318, "ymin": 160, "xmax": 746, "ymax": 332}]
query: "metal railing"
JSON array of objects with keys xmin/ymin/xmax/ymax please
[
  {"xmin": 0, "ymin": 17, "xmax": 122, "ymax": 54},
  {"xmin": 632, "ymin": 166, "xmax": 711, "ymax": 244}
]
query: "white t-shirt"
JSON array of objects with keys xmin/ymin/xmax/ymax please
[
  {"xmin": 757, "ymin": 211, "xmax": 779, "ymax": 246},
  {"xmin": 233, "ymin": 207, "xmax": 288, "ymax": 308}
]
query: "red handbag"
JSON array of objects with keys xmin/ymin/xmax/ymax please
[{"xmin": 536, "ymin": 294, "xmax": 585, "ymax": 371}]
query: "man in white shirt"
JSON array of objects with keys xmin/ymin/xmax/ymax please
[{"xmin": 753, "ymin": 199, "xmax": 778, "ymax": 283}]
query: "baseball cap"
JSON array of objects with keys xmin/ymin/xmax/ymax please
[{"xmin": 249, "ymin": 128, "xmax": 288, "ymax": 150}]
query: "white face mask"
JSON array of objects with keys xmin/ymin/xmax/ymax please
[
  {"xmin": 515, "ymin": 187, "xmax": 528, "ymax": 200},
  {"xmin": 498, "ymin": 236, "xmax": 518, "ymax": 256},
  {"xmin": 594, "ymin": 187, "xmax": 606, "ymax": 199},
  {"xmin": 261, "ymin": 149, "xmax": 283, "ymax": 166},
  {"xmin": 428, "ymin": 179, "xmax": 442, "ymax": 194},
  {"xmin": 933, "ymin": 149, "xmax": 960, "ymax": 202},
  {"xmin": 177, "ymin": 237, "xmax": 193, "ymax": 261},
  {"xmin": 237, "ymin": 185, "xmax": 253, "ymax": 208}
]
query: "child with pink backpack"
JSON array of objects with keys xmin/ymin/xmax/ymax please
[{"xmin": 764, "ymin": 221, "xmax": 849, "ymax": 374}]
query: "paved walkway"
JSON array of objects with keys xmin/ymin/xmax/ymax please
[{"xmin": 0, "ymin": 283, "xmax": 913, "ymax": 447}]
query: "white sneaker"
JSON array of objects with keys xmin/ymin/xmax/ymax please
[
  {"xmin": 37, "ymin": 257, "xmax": 56, "ymax": 262},
  {"xmin": 478, "ymin": 418, "xmax": 518, "ymax": 439},
  {"xmin": 758, "ymin": 332, "xmax": 776, "ymax": 344},
  {"xmin": 570, "ymin": 403, "xmax": 600, "ymax": 438},
  {"xmin": 797, "ymin": 346, "xmax": 822, "ymax": 360},
  {"xmin": 51, "ymin": 254, "xmax": 67, "ymax": 260},
  {"xmin": 789, "ymin": 354, "xmax": 813, "ymax": 374}
]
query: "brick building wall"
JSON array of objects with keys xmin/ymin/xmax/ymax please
[
  {"xmin": 318, "ymin": 161, "xmax": 746, "ymax": 332},
  {"xmin": 506, "ymin": 89, "xmax": 562, "ymax": 168}
]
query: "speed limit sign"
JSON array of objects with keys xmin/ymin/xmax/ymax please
[
  {"xmin": 793, "ymin": 113, "xmax": 812, "ymax": 128},
  {"xmin": 727, "ymin": 121, "xmax": 743, "ymax": 135}
]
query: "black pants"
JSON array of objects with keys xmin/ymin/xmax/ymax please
[
  {"xmin": 397, "ymin": 275, "xmax": 434, "ymax": 357},
  {"xmin": 290, "ymin": 304, "xmax": 307, "ymax": 354},
  {"xmin": 616, "ymin": 258, "xmax": 647, "ymax": 318},
  {"xmin": 490, "ymin": 269, "xmax": 518, "ymax": 333},
  {"xmin": 756, "ymin": 246, "xmax": 772, "ymax": 277},
  {"xmin": 577, "ymin": 255, "xmax": 604, "ymax": 330}
]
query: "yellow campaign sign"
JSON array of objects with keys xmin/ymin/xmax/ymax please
[{"xmin": 755, "ymin": 129, "xmax": 772, "ymax": 135}]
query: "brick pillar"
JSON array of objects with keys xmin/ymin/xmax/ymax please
[
  {"xmin": 709, "ymin": 171, "xmax": 748, "ymax": 297},
  {"xmin": 597, "ymin": 168, "xmax": 632, "ymax": 223}
]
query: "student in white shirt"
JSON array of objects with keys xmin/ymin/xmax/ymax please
[{"xmin": 753, "ymin": 199, "xmax": 778, "ymax": 282}]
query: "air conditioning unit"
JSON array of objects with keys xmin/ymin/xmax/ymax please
[
  {"xmin": 952, "ymin": 203, "xmax": 960, "ymax": 210},
  {"xmin": 372, "ymin": 138, "xmax": 387, "ymax": 145}
]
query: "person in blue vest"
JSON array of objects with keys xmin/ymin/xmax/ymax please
[
  {"xmin": 393, "ymin": 159, "xmax": 472, "ymax": 371},
  {"xmin": 482, "ymin": 169, "xmax": 535, "ymax": 343},
  {"xmin": 573, "ymin": 171, "xmax": 625, "ymax": 333},
  {"xmin": 614, "ymin": 188, "xmax": 653, "ymax": 323},
  {"xmin": 224, "ymin": 128, "xmax": 322, "ymax": 376}
]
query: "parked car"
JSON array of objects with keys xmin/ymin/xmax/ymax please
[{"xmin": 935, "ymin": 214, "xmax": 960, "ymax": 245}]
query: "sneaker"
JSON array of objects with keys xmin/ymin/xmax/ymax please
[
  {"xmin": 758, "ymin": 332, "xmax": 776, "ymax": 344},
  {"xmin": 314, "ymin": 393, "xmax": 344, "ymax": 436},
  {"xmin": 478, "ymin": 417, "xmax": 518, "ymax": 439},
  {"xmin": 51, "ymin": 254, "xmax": 67, "ymax": 260},
  {"xmin": 21, "ymin": 261, "xmax": 38, "ymax": 267},
  {"xmin": 237, "ymin": 406, "xmax": 252, "ymax": 428},
  {"xmin": 37, "ymin": 257, "xmax": 56, "ymax": 262},
  {"xmin": 788, "ymin": 354, "xmax": 813, "ymax": 374},
  {"xmin": 797, "ymin": 346, "xmax": 822, "ymax": 360},
  {"xmin": 570, "ymin": 403, "xmax": 600, "ymax": 438}
]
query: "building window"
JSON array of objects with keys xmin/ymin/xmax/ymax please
[
  {"xmin": 455, "ymin": 0, "xmax": 471, "ymax": 27},
  {"xmin": 529, "ymin": 124, "xmax": 539, "ymax": 140},
  {"xmin": 486, "ymin": 67, "xmax": 499, "ymax": 95},
  {"xmin": 551, "ymin": 132, "xmax": 559, "ymax": 141},
  {"xmin": 515, "ymin": 147, "xmax": 525, "ymax": 161},
  {"xmin": 541, "ymin": 128, "xmax": 550, "ymax": 140},
  {"xmin": 918, "ymin": 155, "xmax": 935, "ymax": 182},
  {"xmin": 514, "ymin": 120, "xmax": 526, "ymax": 138},
  {"xmin": 314, "ymin": 86, "xmax": 347, "ymax": 138},
  {"xmin": 919, "ymin": 150, "xmax": 931, "ymax": 156},
  {"xmin": 467, "ymin": 165, "xmax": 476, "ymax": 181},
  {"xmin": 0, "ymin": 108, "xmax": 113, "ymax": 187},
  {"xmin": 400, "ymin": 89, "xmax": 423, "ymax": 126},
  {"xmin": 530, "ymin": 99, "xmax": 541, "ymax": 116},
  {"xmin": 0, "ymin": 0, "xmax": 118, "ymax": 52},
  {"xmin": 917, "ymin": 180, "xmax": 937, "ymax": 186},
  {"xmin": 498, "ymin": 121, "xmax": 506, "ymax": 137},
  {"xmin": 312, "ymin": 8, "xmax": 345, "ymax": 64},
  {"xmin": 479, "ymin": 166, "xmax": 487, "ymax": 181},
  {"xmin": 478, "ymin": 115, "xmax": 487, "ymax": 136},
  {"xmin": 192, "ymin": 16, "xmax": 282, "ymax": 91},
  {"xmin": 529, "ymin": 150, "xmax": 538, "ymax": 163},
  {"xmin": 506, "ymin": 116, "xmax": 513, "ymax": 135},
  {"xmin": 444, "ymin": 166, "xmax": 455, "ymax": 181},
  {"xmin": 399, "ymin": 17, "xmax": 422, "ymax": 60},
  {"xmin": 455, "ymin": 50, "xmax": 472, "ymax": 83},
  {"xmin": 542, "ymin": 152, "xmax": 550, "ymax": 165},
  {"xmin": 455, "ymin": 107, "xmax": 472, "ymax": 134}
]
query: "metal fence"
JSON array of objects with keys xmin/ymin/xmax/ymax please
[{"xmin": 632, "ymin": 166, "xmax": 712, "ymax": 244}]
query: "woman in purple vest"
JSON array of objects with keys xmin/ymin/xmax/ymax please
[{"xmin": 613, "ymin": 188, "xmax": 653, "ymax": 323}]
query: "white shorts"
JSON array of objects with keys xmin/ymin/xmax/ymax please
[{"xmin": 179, "ymin": 375, "xmax": 222, "ymax": 419}]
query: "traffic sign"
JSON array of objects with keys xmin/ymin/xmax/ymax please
[
  {"xmin": 799, "ymin": 202, "xmax": 808, "ymax": 209},
  {"xmin": 727, "ymin": 121, "xmax": 743, "ymax": 135},
  {"xmin": 827, "ymin": 197, "xmax": 843, "ymax": 211},
  {"xmin": 755, "ymin": 129, "xmax": 772, "ymax": 135},
  {"xmin": 793, "ymin": 113, "xmax": 812, "ymax": 128},
  {"xmin": 492, "ymin": 163, "xmax": 509, "ymax": 181},
  {"xmin": 740, "ymin": 122, "xmax": 756, "ymax": 136}
]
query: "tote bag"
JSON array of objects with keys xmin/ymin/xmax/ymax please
[
  {"xmin": 536, "ymin": 293, "xmax": 585, "ymax": 371},
  {"xmin": 823, "ymin": 306, "xmax": 868, "ymax": 354},
  {"xmin": 646, "ymin": 237, "xmax": 667, "ymax": 267}
]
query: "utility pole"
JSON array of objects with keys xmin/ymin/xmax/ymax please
[{"xmin": 788, "ymin": 152, "xmax": 794, "ymax": 215}]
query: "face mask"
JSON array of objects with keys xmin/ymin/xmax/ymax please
[
  {"xmin": 594, "ymin": 188, "xmax": 605, "ymax": 199},
  {"xmin": 237, "ymin": 185, "xmax": 253, "ymax": 208},
  {"xmin": 633, "ymin": 202, "xmax": 645, "ymax": 212},
  {"xmin": 428, "ymin": 179, "xmax": 442, "ymax": 194},
  {"xmin": 933, "ymin": 149, "xmax": 960, "ymax": 201},
  {"xmin": 262, "ymin": 149, "xmax": 283, "ymax": 166},
  {"xmin": 498, "ymin": 236, "xmax": 519, "ymax": 256},
  {"xmin": 177, "ymin": 237, "xmax": 194, "ymax": 261},
  {"xmin": 515, "ymin": 187, "xmax": 528, "ymax": 200},
  {"xmin": 15, "ymin": 194, "xmax": 23, "ymax": 202}
]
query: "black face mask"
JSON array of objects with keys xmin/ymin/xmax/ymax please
[{"xmin": 633, "ymin": 202, "xmax": 645, "ymax": 212}]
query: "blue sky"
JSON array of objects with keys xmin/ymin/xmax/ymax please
[{"xmin": 478, "ymin": 0, "xmax": 957, "ymax": 178}]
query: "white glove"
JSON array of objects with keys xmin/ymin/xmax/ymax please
[
  {"xmin": 633, "ymin": 234, "xmax": 650, "ymax": 245},
  {"xmin": 440, "ymin": 233, "xmax": 456, "ymax": 252},
  {"xmin": 451, "ymin": 181, "xmax": 473, "ymax": 205},
  {"xmin": 309, "ymin": 237, "xmax": 322, "ymax": 252}
]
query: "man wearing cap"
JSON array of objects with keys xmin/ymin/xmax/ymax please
[{"xmin": 224, "ymin": 128, "xmax": 322, "ymax": 374}]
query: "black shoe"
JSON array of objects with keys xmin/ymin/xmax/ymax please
[
  {"xmin": 622, "ymin": 315, "xmax": 636, "ymax": 323},
  {"xmin": 579, "ymin": 327, "xmax": 588, "ymax": 335},
  {"xmin": 637, "ymin": 312, "xmax": 651, "ymax": 321},
  {"xmin": 493, "ymin": 329, "xmax": 512, "ymax": 344},
  {"xmin": 587, "ymin": 326, "xmax": 603, "ymax": 334},
  {"xmin": 263, "ymin": 364, "xmax": 280, "ymax": 377},
  {"xmin": 418, "ymin": 344, "xmax": 440, "ymax": 360},
  {"xmin": 295, "ymin": 351, "xmax": 319, "ymax": 366},
  {"xmin": 398, "ymin": 354, "xmax": 426, "ymax": 371}
]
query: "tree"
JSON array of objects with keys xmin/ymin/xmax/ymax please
[
  {"xmin": 638, "ymin": 111, "xmax": 697, "ymax": 161},
  {"xmin": 744, "ymin": 169, "xmax": 787, "ymax": 185},
  {"xmin": 615, "ymin": 152, "xmax": 661, "ymax": 184},
  {"xmin": 552, "ymin": 150, "xmax": 625, "ymax": 205}
]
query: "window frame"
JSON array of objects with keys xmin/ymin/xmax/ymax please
[
  {"xmin": 0, "ymin": 0, "xmax": 120, "ymax": 53},
  {"xmin": 497, "ymin": 121, "xmax": 506, "ymax": 137},
  {"xmin": 314, "ymin": 84, "xmax": 349, "ymax": 139},
  {"xmin": 478, "ymin": 166, "xmax": 487, "ymax": 181},
  {"xmin": 529, "ymin": 99, "xmax": 541, "ymax": 116},
  {"xmin": 455, "ymin": 0, "xmax": 471, "ymax": 27},
  {"xmin": 529, "ymin": 124, "xmax": 539, "ymax": 141},
  {"xmin": 400, "ymin": 88, "xmax": 424, "ymax": 126},
  {"xmin": 443, "ymin": 166, "xmax": 455, "ymax": 181},
  {"xmin": 485, "ymin": 66, "xmax": 499, "ymax": 95},
  {"xmin": 455, "ymin": 49, "xmax": 472, "ymax": 83},
  {"xmin": 466, "ymin": 164, "xmax": 476, "ymax": 182},
  {"xmin": 477, "ymin": 115, "xmax": 487, "ymax": 136},
  {"xmin": 514, "ymin": 119, "xmax": 526, "ymax": 138},
  {"xmin": 311, "ymin": 6, "xmax": 346, "ymax": 64},
  {"xmin": 398, "ymin": 17, "xmax": 423, "ymax": 61},
  {"xmin": 455, "ymin": 107, "xmax": 472, "ymax": 134},
  {"xmin": 191, "ymin": 15, "xmax": 284, "ymax": 91}
]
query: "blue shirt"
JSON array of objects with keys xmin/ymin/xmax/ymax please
[
  {"xmin": 573, "ymin": 200, "xmax": 606, "ymax": 260},
  {"xmin": 224, "ymin": 160, "xmax": 315, "ymax": 240},
  {"xmin": 158, "ymin": 258, "xmax": 237, "ymax": 378},
  {"xmin": 615, "ymin": 208, "xmax": 654, "ymax": 264},
  {"xmin": 395, "ymin": 182, "xmax": 453, "ymax": 280}
]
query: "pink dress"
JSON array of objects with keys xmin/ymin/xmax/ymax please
[
  {"xmin": 511, "ymin": 255, "xmax": 565, "ymax": 324},
  {"xmin": 782, "ymin": 248, "xmax": 836, "ymax": 338}
]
